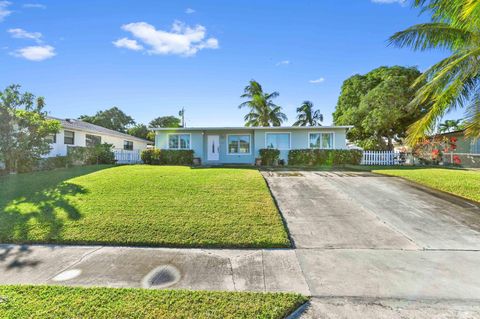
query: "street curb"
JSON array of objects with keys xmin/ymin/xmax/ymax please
[{"xmin": 285, "ymin": 301, "xmax": 310, "ymax": 319}]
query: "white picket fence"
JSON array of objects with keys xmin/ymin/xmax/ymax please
[
  {"xmin": 113, "ymin": 149, "xmax": 142, "ymax": 164},
  {"xmin": 361, "ymin": 151, "xmax": 400, "ymax": 166}
]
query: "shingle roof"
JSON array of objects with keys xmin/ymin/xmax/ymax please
[{"xmin": 48, "ymin": 116, "xmax": 151, "ymax": 143}]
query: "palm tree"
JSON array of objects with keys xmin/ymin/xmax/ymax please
[
  {"xmin": 239, "ymin": 80, "xmax": 287, "ymax": 126},
  {"xmin": 293, "ymin": 101, "xmax": 323, "ymax": 126},
  {"xmin": 438, "ymin": 119, "xmax": 462, "ymax": 133},
  {"xmin": 389, "ymin": 0, "xmax": 480, "ymax": 144}
]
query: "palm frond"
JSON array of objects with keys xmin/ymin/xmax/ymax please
[
  {"xmin": 389, "ymin": 23, "xmax": 474, "ymax": 51},
  {"xmin": 464, "ymin": 92, "xmax": 480, "ymax": 139}
]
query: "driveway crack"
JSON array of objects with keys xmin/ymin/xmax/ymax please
[{"xmin": 47, "ymin": 246, "xmax": 104, "ymax": 281}]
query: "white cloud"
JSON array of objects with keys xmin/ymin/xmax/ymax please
[
  {"xmin": 117, "ymin": 21, "xmax": 219, "ymax": 56},
  {"xmin": 8, "ymin": 28, "xmax": 43, "ymax": 43},
  {"xmin": 12, "ymin": 45, "xmax": 55, "ymax": 61},
  {"xmin": 112, "ymin": 37, "xmax": 143, "ymax": 51},
  {"xmin": 0, "ymin": 1, "xmax": 12, "ymax": 22},
  {"xmin": 276, "ymin": 60, "xmax": 290, "ymax": 66},
  {"xmin": 185, "ymin": 8, "xmax": 195, "ymax": 14},
  {"xmin": 23, "ymin": 3, "xmax": 46, "ymax": 9},
  {"xmin": 309, "ymin": 77, "xmax": 325, "ymax": 84},
  {"xmin": 371, "ymin": 0, "xmax": 407, "ymax": 5}
]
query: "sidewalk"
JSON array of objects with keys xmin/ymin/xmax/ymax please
[{"xmin": 0, "ymin": 244, "xmax": 310, "ymax": 294}]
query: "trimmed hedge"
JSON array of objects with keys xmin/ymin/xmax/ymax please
[
  {"xmin": 141, "ymin": 149, "xmax": 194, "ymax": 165},
  {"xmin": 67, "ymin": 144, "xmax": 115, "ymax": 165},
  {"xmin": 259, "ymin": 148, "xmax": 280, "ymax": 166},
  {"xmin": 288, "ymin": 149, "xmax": 363, "ymax": 166}
]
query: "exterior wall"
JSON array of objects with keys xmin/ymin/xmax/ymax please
[
  {"xmin": 155, "ymin": 127, "xmax": 349, "ymax": 165},
  {"xmin": 46, "ymin": 128, "xmax": 148, "ymax": 157}
]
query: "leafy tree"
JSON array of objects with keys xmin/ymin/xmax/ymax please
[
  {"xmin": 149, "ymin": 116, "xmax": 181, "ymax": 128},
  {"xmin": 438, "ymin": 119, "xmax": 463, "ymax": 133},
  {"xmin": 239, "ymin": 80, "xmax": 287, "ymax": 126},
  {"xmin": 127, "ymin": 123, "xmax": 154, "ymax": 141},
  {"xmin": 293, "ymin": 101, "xmax": 323, "ymax": 126},
  {"xmin": 0, "ymin": 84, "xmax": 61, "ymax": 172},
  {"xmin": 79, "ymin": 107, "xmax": 135, "ymax": 133},
  {"xmin": 389, "ymin": 0, "xmax": 480, "ymax": 143},
  {"xmin": 333, "ymin": 66, "xmax": 428, "ymax": 150}
]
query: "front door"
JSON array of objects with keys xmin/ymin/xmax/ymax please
[{"xmin": 207, "ymin": 135, "xmax": 220, "ymax": 161}]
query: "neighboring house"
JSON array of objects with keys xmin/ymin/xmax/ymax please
[
  {"xmin": 436, "ymin": 129, "xmax": 480, "ymax": 154},
  {"xmin": 154, "ymin": 126, "xmax": 352, "ymax": 165},
  {"xmin": 46, "ymin": 117, "xmax": 151, "ymax": 157}
]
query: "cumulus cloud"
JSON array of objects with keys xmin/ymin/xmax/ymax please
[
  {"xmin": 185, "ymin": 8, "xmax": 195, "ymax": 14},
  {"xmin": 112, "ymin": 37, "xmax": 143, "ymax": 51},
  {"xmin": 371, "ymin": 0, "xmax": 407, "ymax": 4},
  {"xmin": 8, "ymin": 28, "xmax": 43, "ymax": 43},
  {"xmin": 0, "ymin": 1, "xmax": 12, "ymax": 22},
  {"xmin": 114, "ymin": 20, "xmax": 219, "ymax": 56},
  {"xmin": 23, "ymin": 3, "xmax": 46, "ymax": 9},
  {"xmin": 309, "ymin": 77, "xmax": 325, "ymax": 84},
  {"xmin": 12, "ymin": 45, "xmax": 55, "ymax": 61},
  {"xmin": 276, "ymin": 60, "xmax": 290, "ymax": 66}
]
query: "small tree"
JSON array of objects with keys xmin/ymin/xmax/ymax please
[
  {"xmin": 0, "ymin": 84, "xmax": 61, "ymax": 172},
  {"xmin": 149, "ymin": 116, "xmax": 181, "ymax": 128},
  {"xmin": 79, "ymin": 107, "xmax": 135, "ymax": 133}
]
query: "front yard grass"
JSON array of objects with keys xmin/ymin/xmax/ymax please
[
  {"xmin": 362, "ymin": 166, "xmax": 480, "ymax": 203},
  {"xmin": 0, "ymin": 165, "xmax": 290, "ymax": 248},
  {"xmin": 0, "ymin": 285, "xmax": 307, "ymax": 319}
]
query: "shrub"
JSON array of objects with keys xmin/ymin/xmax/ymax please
[
  {"xmin": 142, "ymin": 149, "xmax": 194, "ymax": 165},
  {"xmin": 67, "ymin": 143, "xmax": 115, "ymax": 165},
  {"xmin": 39, "ymin": 156, "xmax": 71, "ymax": 170},
  {"xmin": 259, "ymin": 148, "xmax": 280, "ymax": 166},
  {"xmin": 288, "ymin": 149, "xmax": 362, "ymax": 166}
]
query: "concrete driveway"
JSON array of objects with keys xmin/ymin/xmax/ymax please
[{"xmin": 263, "ymin": 170, "xmax": 480, "ymax": 318}]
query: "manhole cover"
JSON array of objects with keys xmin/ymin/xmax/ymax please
[{"xmin": 142, "ymin": 265, "xmax": 181, "ymax": 289}]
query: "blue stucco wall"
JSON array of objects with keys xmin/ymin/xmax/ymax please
[{"xmin": 155, "ymin": 127, "xmax": 348, "ymax": 165}]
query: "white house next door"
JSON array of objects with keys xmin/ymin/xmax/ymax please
[{"xmin": 207, "ymin": 135, "xmax": 220, "ymax": 161}]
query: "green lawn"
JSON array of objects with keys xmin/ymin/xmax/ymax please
[
  {"xmin": 0, "ymin": 285, "xmax": 307, "ymax": 319},
  {"xmin": 0, "ymin": 165, "xmax": 290, "ymax": 248},
  {"xmin": 365, "ymin": 167, "xmax": 480, "ymax": 203}
]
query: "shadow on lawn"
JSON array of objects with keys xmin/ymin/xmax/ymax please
[{"xmin": 0, "ymin": 165, "xmax": 110, "ymax": 248}]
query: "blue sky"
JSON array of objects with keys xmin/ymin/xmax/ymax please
[{"xmin": 0, "ymin": 0, "xmax": 461, "ymax": 127}]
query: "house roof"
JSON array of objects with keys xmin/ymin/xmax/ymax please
[
  {"xmin": 48, "ymin": 116, "xmax": 152, "ymax": 144},
  {"xmin": 152, "ymin": 125, "xmax": 353, "ymax": 131}
]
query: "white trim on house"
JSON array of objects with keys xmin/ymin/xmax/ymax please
[
  {"xmin": 226, "ymin": 133, "xmax": 252, "ymax": 155},
  {"xmin": 308, "ymin": 131, "xmax": 335, "ymax": 150},
  {"xmin": 265, "ymin": 132, "xmax": 291, "ymax": 150},
  {"xmin": 152, "ymin": 125, "xmax": 353, "ymax": 131},
  {"xmin": 166, "ymin": 133, "xmax": 192, "ymax": 150}
]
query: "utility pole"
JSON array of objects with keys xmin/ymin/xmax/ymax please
[{"xmin": 179, "ymin": 108, "xmax": 185, "ymax": 127}]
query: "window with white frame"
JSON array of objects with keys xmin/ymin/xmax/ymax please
[
  {"xmin": 168, "ymin": 134, "xmax": 190, "ymax": 149},
  {"xmin": 64, "ymin": 130, "xmax": 75, "ymax": 145},
  {"xmin": 266, "ymin": 133, "xmax": 290, "ymax": 150},
  {"xmin": 124, "ymin": 140, "xmax": 133, "ymax": 150},
  {"xmin": 309, "ymin": 132, "xmax": 334, "ymax": 149},
  {"xmin": 227, "ymin": 135, "xmax": 250, "ymax": 154}
]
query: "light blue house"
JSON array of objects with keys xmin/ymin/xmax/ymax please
[{"xmin": 153, "ymin": 126, "xmax": 352, "ymax": 165}]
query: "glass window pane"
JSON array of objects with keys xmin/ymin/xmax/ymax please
[
  {"xmin": 228, "ymin": 135, "xmax": 239, "ymax": 153},
  {"xmin": 266, "ymin": 133, "xmax": 289, "ymax": 149},
  {"xmin": 86, "ymin": 134, "xmax": 101, "ymax": 147},
  {"xmin": 169, "ymin": 135, "xmax": 179, "ymax": 149},
  {"xmin": 309, "ymin": 133, "xmax": 320, "ymax": 149},
  {"xmin": 124, "ymin": 140, "xmax": 133, "ymax": 150},
  {"xmin": 321, "ymin": 133, "xmax": 333, "ymax": 149},
  {"xmin": 179, "ymin": 134, "xmax": 190, "ymax": 149},
  {"xmin": 238, "ymin": 135, "xmax": 250, "ymax": 153},
  {"xmin": 64, "ymin": 131, "xmax": 75, "ymax": 145}
]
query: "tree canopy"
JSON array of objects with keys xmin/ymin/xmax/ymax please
[
  {"xmin": 0, "ymin": 84, "xmax": 60, "ymax": 172},
  {"xmin": 79, "ymin": 107, "xmax": 135, "ymax": 133},
  {"xmin": 333, "ymin": 66, "xmax": 428, "ymax": 150},
  {"xmin": 293, "ymin": 101, "xmax": 323, "ymax": 126},
  {"xmin": 127, "ymin": 123, "xmax": 154, "ymax": 141},
  {"xmin": 238, "ymin": 80, "xmax": 287, "ymax": 127},
  {"xmin": 149, "ymin": 116, "xmax": 181, "ymax": 128},
  {"xmin": 389, "ymin": 0, "xmax": 480, "ymax": 143}
]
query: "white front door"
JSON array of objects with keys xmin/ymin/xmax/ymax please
[{"xmin": 207, "ymin": 135, "xmax": 220, "ymax": 161}]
